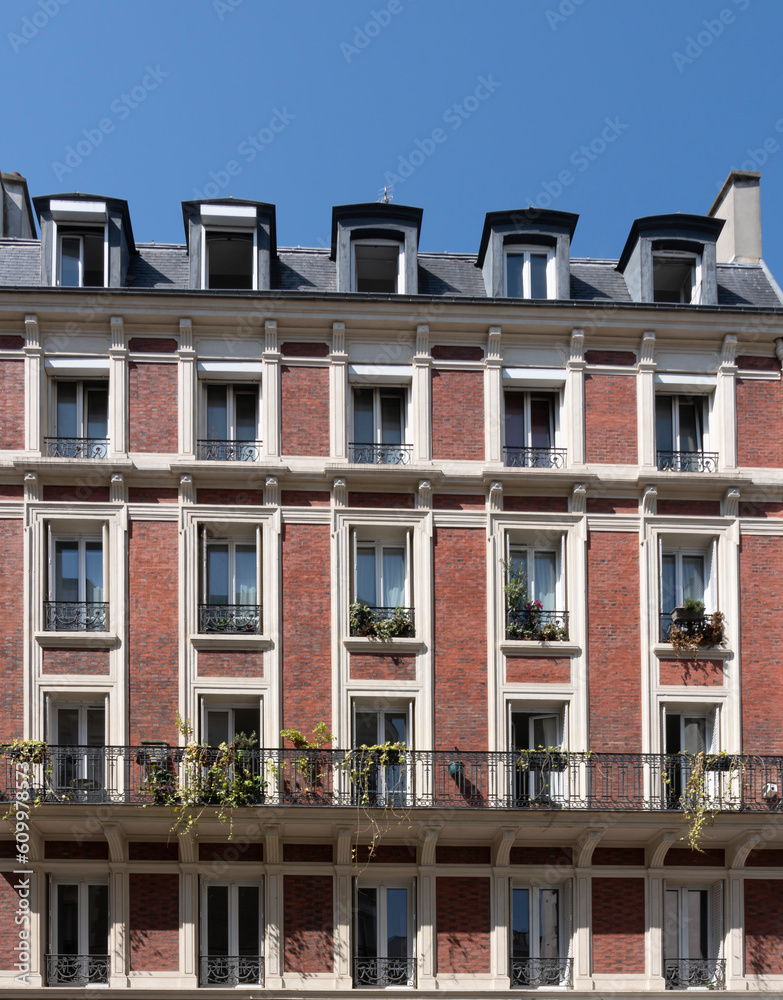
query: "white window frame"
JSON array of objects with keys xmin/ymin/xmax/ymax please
[
  {"xmin": 510, "ymin": 880, "xmax": 572, "ymax": 986},
  {"xmin": 201, "ymin": 226, "xmax": 258, "ymax": 291},
  {"xmin": 503, "ymin": 389, "xmax": 559, "ymax": 451},
  {"xmin": 508, "ymin": 703, "xmax": 568, "ymax": 806},
  {"xmin": 52, "ymin": 379, "xmax": 109, "ymax": 439},
  {"xmin": 351, "ymin": 239, "xmax": 404, "ymax": 294},
  {"xmin": 352, "ymin": 701, "xmax": 413, "ymax": 808},
  {"xmin": 354, "ymin": 880, "xmax": 415, "ymax": 979},
  {"xmin": 200, "ymin": 699, "xmax": 263, "ymax": 747},
  {"xmin": 201, "ymin": 381, "xmax": 261, "ymax": 442},
  {"xmin": 200, "ymin": 879, "xmax": 264, "ymax": 961},
  {"xmin": 201, "ymin": 529, "xmax": 261, "ymax": 606},
  {"xmin": 504, "ymin": 246, "xmax": 556, "ymax": 299},
  {"xmin": 50, "ymin": 877, "xmax": 110, "ymax": 956},
  {"xmin": 353, "ymin": 533, "xmax": 412, "ymax": 610},
  {"xmin": 350, "ymin": 385, "xmax": 409, "ymax": 446},
  {"xmin": 655, "ymin": 393, "xmax": 710, "ymax": 455},
  {"xmin": 659, "ymin": 541, "xmax": 717, "ymax": 615},
  {"xmin": 652, "ymin": 251, "xmax": 702, "ymax": 305},
  {"xmin": 55, "ymin": 223, "xmax": 108, "ymax": 288},
  {"xmin": 48, "ymin": 699, "xmax": 107, "ymax": 746},
  {"xmin": 663, "ymin": 881, "xmax": 724, "ymax": 982},
  {"xmin": 48, "ymin": 531, "xmax": 106, "ymax": 605},
  {"xmin": 507, "ymin": 540, "xmax": 565, "ymax": 612}
]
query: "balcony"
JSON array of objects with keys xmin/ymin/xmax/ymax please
[
  {"xmin": 44, "ymin": 601, "xmax": 109, "ymax": 632},
  {"xmin": 657, "ymin": 450, "xmax": 718, "ymax": 472},
  {"xmin": 504, "ymin": 446, "xmax": 567, "ymax": 469},
  {"xmin": 660, "ymin": 611, "xmax": 726, "ymax": 649},
  {"xmin": 354, "ymin": 957, "xmax": 416, "ymax": 988},
  {"xmin": 198, "ymin": 604, "xmax": 262, "ymax": 634},
  {"xmin": 349, "ymin": 442, "xmax": 413, "ymax": 465},
  {"xmin": 506, "ymin": 609, "xmax": 569, "ymax": 641},
  {"xmin": 200, "ymin": 955, "xmax": 264, "ymax": 986},
  {"xmin": 349, "ymin": 603, "xmax": 415, "ymax": 639},
  {"xmin": 664, "ymin": 958, "xmax": 725, "ymax": 990},
  {"xmin": 511, "ymin": 957, "xmax": 572, "ymax": 989},
  {"xmin": 45, "ymin": 437, "xmax": 109, "ymax": 459},
  {"xmin": 46, "ymin": 954, "xmax": 109, "ymax": 987},
  {"xmin": 197, "ymin": 438, "xmax": 261, "ymax": 461}
]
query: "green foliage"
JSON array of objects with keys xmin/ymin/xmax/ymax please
[
  {"xmin": 681, "ymin": 597, "xmax": 705, "ymax": 614},
  {"xmin": 662, "ymin": 750, "xmax": 744, "ymax": 852},
  {"xmin": 669, "ymin": 611, "xmax": 725, "ymax": 652},
  {"xmin": 1, "ymin": 739, "xmax": 50, "ymax": 766},
  {"xmin": 349, "ymin": 602, "xmax": 414, "ymax": 640}
]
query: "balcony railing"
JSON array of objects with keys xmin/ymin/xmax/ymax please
[
  {"xmin": 349, "ymin": 604, "xmax": 415, "ymax": 639},
  {"xmin": 506, "ymin": 609, "xmax": 569, "ymax": 641},
  {"xmin": 664, "ymin": 958, "xmax": 725, "ymax": 990},
  {"xmin": 660, "ymin": 611, "xmax": 725, "ymax": 647},
  {"xmin": 46, "ymin": 954, "xmax": 109, "ymax": 986},
  {"xmin": 200, "ymin": 955, "xmax": 264, "ymax": 986},
  {"xmin": 511, "ymin": 957, "xmax": 572, "ymax": 989},
  {"xmin": 197, "ymin": 438, "xmax": 261, "ymax": 461},
  {"xmin": 198, "ymin": 604, "xmax": 262, "ymax": 634},
  {"xmin": 5, "ymin": 746, "xmax": 782, "ymax": 812},
  {"xmin": 354, "ymin": 957, "xmax": 416, "ymax": 988},
  {"xmin": 504, "ymin": 446, "xmax": 567, "ymax": 469},
  {"xmin": 349, "ymin": 442, "xmax": 413, "ymax": 465},
  {"xmin": 657, "ymin": 450, "xmax": 718, "ymax": 473},
  {"xmin": 45, "ymin": 437, "xmax": 109, "ymax": 459},
  {"xmin": 44, "ymin": 601, "xmax": 109, "ymax": 632}
]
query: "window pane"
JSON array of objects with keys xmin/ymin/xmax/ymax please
[
  {"xmin": 355, "ymin": 711, "xmax": 378, "ymax": 747},
  {"xmin": 55, "ymin": 541, "xmax": 79, "ymax": 602},
  {"xmin": 233, "ymin": 707, "xmax": 259, "ymax": 746},
  {"xmin": 505, "ymin": 392, "xmax": 526, "ymax": 449},
  {"xmin": 511, "ymin": 888, "xmax": 530, "ymax": 958},
  {"xmin": 661, "ymin": 553, "xmax": 677, "ymax": 614},
  {"xmin": 82, "ymin": 233, "xmax": 104, "ymax": 287},
  {"xmin": 532, "ymin": 715, "xmax": 559, "ymax": 750},
  {"xmin": 353, "ymin": 388, "xmax": 374, "ymax": 443},
  {"xmin": 356, "ymin": 549, "xmax": 376, "ymax": 606},
  {"xmin": 57, "ymin": 382, "xmax": 79, "ymax": 437},
  {"xmin": 681, "ymin": 555, "xmax": 705, "ymax": 604},
  {"xmin": 58, "ymin": 884, "xmax": 80, "ymax": 954},
  {"xmin": 506, "ymin": 255, "xmax": 525, "ymax": 298},
  {"xmin": 86, "ymin": 708, "xmax": 104, "ymax": 747},
  {"xmin": 207, "ymin": 710, "xmax": 230, "ymax": 748},
  {"xmin": 678, "ymin": 401, "xmax": 701, "ymax": 452},
  {"xmin": 354, "ymin": 244, "xmax": 398, "ymax": 293},
  {"xmin": 386, "ymin": 888, "xmax": 408, "ymax": 958},
  {"xmin": 683, "ymin": 717, "xmax": 706, "ymax": 755},
  {"xmin": 656, "ymin": 396, "xmax": 674, "ymax": 453},
  {"xmin": 533, "ymin": 552, "xmax": 556, "ymax": 609},
  {"xmin": 509, "ymin": 548, "xmax": 528, "ymax": 582},
  {"xmin": 664, "ymin": 889, "xmax": 679, "ymax": 959},
  {"xmin": 234, "ymin": 390, "xmax": 257, "ymax": 441},
  {"xmin": 206, "ymin": 385, "xmax": 228, "ymax": 441},
  {"xmin": 380, "ymin": 392, "xmax": 403, "ymax": 446},
  {"xmin": 529, "ymin": 254, "xmax": 549, "ymax": 299},
  {"xmin": 85, "ymin": 542, "xmax": 103, "ymax": 603},
  {"xmin": 357, "ymin": 887, "xmax": 378, "ymax": 957},
  {"xmin": 384, "ymin": 712, "xmax": 407, "ymax": 745},
  {"xmin": 237, "ymin": 886, "xmax": 260, "ymax": 956},
  {"xmin": 207, "ymin": 233, "xmax": 253, "ymax": 290},
  {"xmin": 539, "ymin": 889, "xmax": 559, "ymax": 958},
  {"xmin": 207, "ymin": 545, "xmax": 229, "ymax": 605},
  {"xmin": 85, "ymin": 387, "xmax": 108, "ymax": 438},
  {"xmin": 87, "ymin": 884, "xmax": 109, "ymax": 955},
  {"xmin": 207, "ymin": 885, "xmax": 229, "ymax": 955},
  {"xmin": 60, "ymin": 238, "xmax": 81, "ymax": 287},
  {"xmin": 235, "ymin": 545, "xmax": 257, "ymax": 605},
  {"xmin": 57, "ymin": 708, "xmax": 80, "ymax": 745},
  {"xmin": 381, "ymin": 547, "xmax": 405, "ymax": 607},
  {"xmin": 529, "ymin": 397, "xmax": 553, "ymax": 448}
]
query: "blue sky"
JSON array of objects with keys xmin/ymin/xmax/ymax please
[{"xmin": 3, "ymin": 0, "xmax": 783, "ymax": 277}]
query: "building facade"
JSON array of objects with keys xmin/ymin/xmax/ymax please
[{"xmin": 0, "ymin": 169, "xmax": 781, "ymax": 995}]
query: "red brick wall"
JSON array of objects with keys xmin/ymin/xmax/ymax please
[
  {"xmin": 436, "ymin": 877, "xmax": 491, "ymax": 973},
  {"xmin": 433, "ymin": 494, "xmax": 485, "ymax": 510},
  {"xmin": 199, "ymin": 842, "xmax": 263, "ymax": 863},
  {"xmin": 592, "ymin": 848, "xmax": 645, "ymax": 866},
  {"xmin": 510, "ymin": 846, "xmax": 572, "ymax": 866},
  {"xmin": 592, "ymin": 877, "xmax": 645, "ymax": 973},
  {"xmin": 128, "ymin": 487, "xmax": 179, "ymax": 503},
  {"xmin": 740, "ymin": 501, "xmax": 783, "ymax": 518},
  {"xmin": 196, "ymin": 488, "xmax": 264, "ymax": 505},
  {"xmin": 745, "ymin": 879, "xmax": 783, "ymax": 974},
  {"xmin": 128, "ymin": 522, "xmax": 179, "ymax": 745},
  {"xmin": 355, "ymin": 844, "xmax": 417, "ymax": 864},
  {"xmin": 41, "ymin": 649, "xmax": 110, "ymax": 674},
  {"xmin": 433, "ymin": 528, "xmax": 486, "ymax": 750},
  {"xmin": 197, "ymin": 650, "xmax": 263, "ymax": 678},
  {"xmin": 282, "ymin": 524, "xmax": 331, "ymax": 733},
  {"xmin": 0, "ymin": 522, "xmax": 23, "ymax": 736},
  {"xmin": 746, "ymin": 850, "xmax": 783, "ymax": 867},
  {"xmin": 129, "ymin": 337, "xmax": 178, "ymax": 353},
  {"xmin": 0, "ymin": 486, "xmax": 22, "ymax": 500},
  {"xmin": 281, "ymin": 490, "xmax": 331, "ymax": 507},
  {"xmin": 281, "ymin": 366, "xmax": 329, "ymax": 456},
  {"xmin": 657, "ymin": 499, "xmax": 721, "ymax": 517},
  {"xmin": 348, "ymin": 492, "xmax": 415, "ymax": 508},
  {"xmin": 585, "ymin": 350, "xmax": 636, "ymax": 366},
  {"xmin": 436, "ymin": 846, "xmax": 491, "ymax": 865},
  {"xmin": 505, "ymin": 495, "xmax": 569, "ymax": 512},
  {"xmin": 281, "ymin": 342, "xmax": 329, "ymax": 358},
  {"xmin": 740, "ymin": 535, "xmax": 783, "ymax": 753},
  {"xmin": 666, "ymin": 848, "xmax": 725, "ymax": 867},
  {"xmin": 737, "ymin": 378, "xmax": 783, "ymax": 468},
  {"xmin": 129, "ymin": 842, "xmax": 179, "ymax": 861},
  {"xmin": 129, "ymin": 873, "xmax": 179, "ymax": 971},
  {"xmin": 0, "ymin": 872, "xmax": 27, "ymax": 968},
  {"xmin": 586, "ymin": 497, "xmax": 638, "ymax": 514},
  {"xmin": 659, "ymin": 659, "xmax": 723, "ymax": 686},
  {"xmin": 506, "ymin": 657, "xmax": 571, "ymax": 684},
  {"xmin": 283, "ymin": 844, "xmax": 333, "ymax": 863},
  {"xmin": 431, "ymin": 345, "xmax": 484, "ymax": 361},
  {"xmin": 350, "ymin": 654, "xmax": 416, "ymax": 681},
  {"xmin": 45, "ymin": 841, "xmax": 109, "ymax": 859},
  {"xmin": 284, "ymin": 875, "xmax": 333, "ymax": 972},
  {"xmin": 587, "ymin": 532, "xmax": 640, "ymax": 751},
  {"xmin": 431, "ymin": 369, "xmax": 484, "ymax": 460},
  {"xmin": 129, "ymin": 362, "xmax": 178, "ymax": 453},
  {"xmin": 43, "ymin": 485, "xmax": 110, "ymax": 503},
  {"xmin": 585, "ymin": 374, "xmax": 637, "ymax": 464},
  {"xmin": 0, "ymin": 361, "xmax": 24, "ymax": 450}
]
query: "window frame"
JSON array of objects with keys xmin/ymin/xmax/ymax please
[
  {"xmin": 200, "ymin": 878, "xmax": 264, "ymax": 983},
  {"xmin": 353, "ymin": 534, "xmax": 412, "ymax": 610},
  {"xmin": 52, "ymin": 379, "xmax": 109, "ymax": 440},
  {"xmin": 507, "ymin": 541, "xmax": 564, "ymax": 612},
  {"xmin": 655, "ymin": 393, "xmax": 710, "ymax": 457},
  {"xmin": 50, "ymin": 877, "xmax": 110, "ymax": 957},
  {"xmin": 350, "ymin": 385, "xmax": 409, "ymax": 447},
  {"xmin": 351, "ymin": 239, "xmax": 404, "ymax": 294},
  {"xmin": 652, "ymin": 251, "xmax": 702, "ymax": 305},
  {"xmin": 55, "ymin": 224, "xmax": 108, "ymax": 288},
  {"xmin": 202, "ymin": 226, "xmax": 258, "ymax": 291},
  {"xmin": 663, "ymin": 880, "xmax": 724, "ymax": 987},
  {"xmin": 510, "ymin": 879, "xmax": 572, "ymax": 988},
  {"xmin": 201, "ymin": 381, "xmax": 262, "ymax": 444},
  {"xmin": 504, "ymin": 246, "xmax": 556, "ymax": 300},
  {"xmin": 503, "ymin": 389, "xmax": 558, "ymax": 451},
  {"xmin": 351, "ymin": 700, "xmax": 413, "ymax": 808},
  {"xmin": 199, "ymin": 526, "xmax": 262, "ymax": 634},
  {"xmin": 48, "ymin": 532, "xmax": 105, "ymax": 605},
  {"xmin": 354, "ymin": 879, "xmax": 415, "ymax": 959},
  {"xmin": 659, "ymin": 542, "xmax": 716, "ymax": 616},
  {"xmin": 200, "ymin": 699, "xmax": 263, "ymax": 748}
]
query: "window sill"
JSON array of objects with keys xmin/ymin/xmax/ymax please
[
  {"xmin": 653, "ymin": 643, "xmax": 732, "ymax": 660},
  {"xmin": 343, "ymin": 636, "xmax": 426, "ymax": 653},
  {"xmin": 35, "ymin": 631, "xmax": 118, "ymax": 649},
  {"xmin": 500, "ymin": 640, "xmax": 580, "ymax": 657},
  {"xmin": 190, "ymin": 633, "xmax": 272, "ymax": 651}
]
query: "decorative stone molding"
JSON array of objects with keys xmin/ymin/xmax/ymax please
[
  {"xmin": 720, "ymin": 332, "xmax": 738, "ymax": 369},
  {"xmin": 264, "ymin": 825, "xmax": 281, "ymax": 865},
  {"xmin": 640, "ymin": 329, "xmax": 656, "ymax": 368},
  {"xmin": 727, "ymin": 830, "xmax": 762, "ymax": 868},
  {"xmin": 178, "ymin": 316, "xmax": 193, "ymax": 354},
  {"xmin": 420, "ymin": 827, "xmax": 440, "ymax": 866},
  {"xmin": 575, "ymin": 827, "xmax": 606, "ymax": 868},
  {"xmin": 487, "ymin": 325, "xmax": 502, "ymax": 363},
  {"xmin": 417, "ymin": 479, "xmax": 432, "ymax": 509},
  {"xmin": 110, "ymin": 473, "xmax": 125, "ymax": 504},
  {"xmin": 415, "ymin": 324, "xmax": 429, "ymax": 359},
  {"xmin": 569, "ymin": 328, "xmax": 585, "ymax": 367},
  {"xmin": 648, "ymin": 830, "xmax": 678, "ymax": 869},
  {"xmin": 331, "ymin": 321, "xmax": 346, "ymax": 356},
  {"xmin": 494, "ymin": 828, "xmax": 518, "ymax": 867},
  {"xmin": 571, "ymin": 483, "xmax": 587, "ymax": 514},
  {"xmin": 179, "ymin": 474, "xmax": 195, "ymax": 505},
  {"xmin": 333, "ymin": 477, "xmax": 347, "ymax": 507},
  {"xmin": 264, "ymin": 477, "xmax": 280, "ymax": 506},
  {"xmin": 723, "ymin": 488, "xmax": 740, "ymax": 518},
  {"xmin": 336, "ymin": 827, "xmax": 353, "ymax": 866},
  {"xmin": 23, "ymin": 471, "xmax": 39, "ymax": 502},
  {"xmin": 489, "ymin": 480, "xmax": 503, "ymax": 512},
  {"xmin": 264, "ymin": 319, "xmax": 278, "ymax": 356},
  {"xmin": 23, "ymin": 313, "xmax": 39, "ymax": 349},
  {"xmin": 642, "ymin": 484, "xmax": 658, "ymax": 516}
]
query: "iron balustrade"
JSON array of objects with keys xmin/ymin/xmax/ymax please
[
  {"xmin": 354, "ymin": 957, "xmax": 416, "ymax": 988},
  {"xmin": 45, "ymin": 437, "xmax": 109, "ymax": 459},
  {"xmin": 197, "ymin": 438, "xmax": 262, "ymax": 461},
  {"xmin": 349, "ymin": 605, "xmax": 415, "ymax": 638},
  {"xmin": 506, "ymin": 609, "xmax": 569, "ymax": 641},
  {"xmin": 511, "ymin": 957, "xmax": 573, "ymax": 989},
  {"xmin": 44, "ymin": 601, "xmax": 109, "ymax": 632},
  {"xmin": 198, "ymin": 604, "xmax": 262, "ymax": 634},
  {"xmin": 659, "ymin": 611, "xmax": 725, "ymax": 645},
  {"xmin": 3, "ymin": 747, "xmax": 781, "ymax": 812},
  {"xmin": 657, "ymin": 450, "xmax": 718, "ymax": 473},
  {"xmin": 504, "ymin": 446, "xmax": 567, "ymax": 469},
  {"xmin": 664, "ymin": 958, "xmax": 726, "ymax": 990},
  {"xmin": 46, "ymin": 955, "xmax": 109, "ymax": 987},
  {"xmin": 199, "ymin": 956, "xmax": 264, "ymax": 986},
  {"xmin": 349, "ymin": 442, "xmax": 413, "ymax": 465}
]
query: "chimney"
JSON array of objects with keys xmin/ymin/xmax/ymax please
[
  {"xmin": 0, "ymin": 171, "xmax": 36, "ymax": 239},
  {"xmin": 708, "ymin": 170, "xmax": 762, "ymax": 263}
]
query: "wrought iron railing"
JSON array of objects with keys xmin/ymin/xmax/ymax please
[
  {"xmin": 197, "ymin": 438, "xmax": 262, "ymax": 461},
  {"xmin": 506, "ymin": 609, "xmax": 569, "ymax": 641},
  {"xmin": 657, "ymin": 450, "xmax": 718, "ymax": 473},
  {"xmin": 354, "ymin": 956, "xmax": 416, "ymax": 987},
  {"xmin": 511, "ymin": 957, "xmax": 572, "ymax": 988},
  {"xmin": 44, "ymin": 601, "xmax": 109, "ymax": 632},
  {"xmin": 660, "ymin": 611, "xmax": 725, "ymax": 646},
  {"xmin": 664, "ymin": 958, "xmax": 725, "ymax": 990},
  {"xmin": 198, "ymin": 604, "xmax": 262, "ymax": 634},
  {"xmin": 199, "ymin": 955, "xmax": 264, "ymax": 986},
  {"xmin": 46, "ymin": 954, "xmax": 109, "ymax": 986},
  {"xmin": 349, "ymin": 442, "xmax": 413, "ymax": 465},
  {"xmin": 45, "ymin": 437, "xmax": 109, "ymax": 459},
  {"xmin": 3, "ymin": 747, "xmax": 781, "ymax": 812},
  {"xmin": 349, "ymin": 604, "xmax": 415, "ymax": 638},
  {"xmin": 504, "ymin": 446, "xmax": 567, "ymax": 469}
]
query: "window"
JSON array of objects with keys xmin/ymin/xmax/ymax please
[
  {"xmin": 659, "ymin": 543, "xmax": 716, "ymax": 641},
  {"xmin": 353, "ymin": 706, "xmax": 410, "ymax": 807},
  {"xmin": 48, "ymin": 880, "xmax": 109, "ymax": 986},
  {"xmin": 505, "ymin": 248, "xmax": 554, "ymax": 299},
  {"xmin": 354, "ymin": 883, "xmax": 415, "ymax": 987},
  {"xmin": 205, "ymin": 231, "xmax": 254, "ymax": 289},
  {"xmin": 656, "ymin": 395, "xmax": 715, "ymax": 472},
  {"xmin": 506, "ymin": 539, "xmax": 568, "ymax": 641},
  {"xmin": 199, "ymin": 383, "xmax": 261, "ymax": 461},
  {"xmin": 351, "ymin": 531, "xmax": 414, "ymax": 638},
  {"xmin": 49, "ymin": 702, "xmax": 106, "ymax": 800},
  {"xmin": 504, "ymin": 391, "xmax": 563, "ymax": 468},
  {"xmin": 46, "ymin": 534, "xmax": 106, "ymax": 631},
  {"xmin": 662, "ymin": 709, "xmax": 718, "ymax": 808},
  {"xmin": 353, "ymin": 242, "xmax": 401, "ymax": 293},
  {"xmin": 47, "ymin": 380, "xmax": 108, "ymax": 458},
  {"xmin": 200, "ymin": 532, "xmax": 261, "ymax": 634},
  {"xmin": 653, "ymin": 253, "xmax": 701, "ymax": 304},
  {"xmin": 509, "ymin": 710, "xmax": 567, "ymax": 807},
  {"xmin": 664, "ymin": 884, "xmax": 724, "ymax": 990},
  {"xmin": 351, "ymin": 386, "xmax": 410, "ymax": 464},
  {"xmin": 204, "ymin": 705, "xmax": 261, "ymax": 748},
  {"xmin": 201, "ymin": 882, "xmax": 263, "ymax": 986},
  {"xmin": 57, "ymin": 228, "xmax": 105, "ymax": 287},
  {"xmin": 199, "ymin": 702, "xmax": 264, "ymax": 805},
  {"xmin": 511, "ymin": 883, "xmax": 571, "ymax": 988}
]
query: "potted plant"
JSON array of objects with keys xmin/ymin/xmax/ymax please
[
  {"xmin": 671, "ymin": 598, "xmax": 705, "ymax": 624},
  {"xmin": 704, "ymin": 751, "xmax": 736, "ymax": 773},
  {"xmin": 521, "ymin": 747, "xmax": 568, "ymax": 772}
]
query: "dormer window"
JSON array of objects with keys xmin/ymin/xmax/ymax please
[
  {"xmin": 653, "ymin": 252, "xmax": 701, "ymax": 304},
  {"xmin": 58, "ymin": 229, "xmax": 105, "ymax": 287},
  {"xmin": 353, "ymin": 241, "xmax": 402, "ymax": 293},
  {"xmin": 205, "ymin": 231, "xmax": 255, "ymax": 290},
  {"xmin": 505, "ymin": 248, "xmax": 554, "ymax": 299}
]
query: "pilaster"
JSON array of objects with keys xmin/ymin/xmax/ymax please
[
  {"xmin": 262, "ymin": 320, "xmax": 280, "ymax": 458},
  {"xmin": 177, "ymin": 317, "xmax": 195, "ymax": 458},
  {"xmin": 330, "ymin": 322, "xmax": 347, "ymax": 460},
  {"xmin": 485, "ymin": 325, "xmax": 502, "ymax": 463},
  {"xmin": 412, "ymin": 324, "xmax": 431, "ymax": 462}
]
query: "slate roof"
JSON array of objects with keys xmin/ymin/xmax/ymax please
[{"xmin": 0, "ymin": 238, "xmax": 781, "ymax": 308}]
